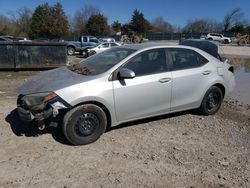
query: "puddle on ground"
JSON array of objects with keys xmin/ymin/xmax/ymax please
[{"xmin": 228, "ymin": 58, "xmax": 250, "ymax": 105}]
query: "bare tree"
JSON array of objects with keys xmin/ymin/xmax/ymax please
[
  {"xmin": 72, "ymin": 5, "xmax": 100, "ymax": 36},
  {"xmin": 172, "ymin": 24, "xmax": 182, "ymax": 33},
  {"xmin": 0, "ymin": 15, "xmax": 9, "ymax": 35},
  {"xmin": 10, "ymin": 7, "xmax": 32, "ymax": 36},
  {"xmin": 183, "ymin": 19, "xmax": 222, "ymax": 33},
  {"xmin": 151, "ymin": 16, "xmax": 173, "ymax": 33},
  {"xmin": 0, "ymin": 14, "xmax": 17, "ymax": 35},
  {"xmin": 223, "ymin": 8, "xmax": 244, "ymax": 32}
]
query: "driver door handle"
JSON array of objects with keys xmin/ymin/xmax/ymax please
[
  {"xmin": 202, "ymin": 70, "xmax": 211, "ymax": 75},
  {"xmin": 159, "ymin": 78, "xmax": 171, "ymax": 83}
]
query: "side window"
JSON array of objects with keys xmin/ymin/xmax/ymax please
[
  {"xmin": 169, "ymin": 48, "xmax": 208, "ymax": 71},
  {"xmin": 101, "ymin": 43, "xmax": 109, "ymax": 48},
  {"xmin": 111, "ymin": 43, "xmax": 118, "ymax": 47},
  {"xmin": 83, "ymin": 37, "xmax": 87, "ymax": 42},
  {"xmin": 90, "ymin": 38, "xmax": 99, "ymax": 43},
  {"xmin": 124, "ymin": 48, "xmax": 167, "ymax": 77}
]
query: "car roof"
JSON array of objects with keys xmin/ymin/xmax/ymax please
[
  {"xmin": 179, "ymin": 39, "xmax": 219, "ymax": 58},
  {"xmin": 116, "ymin": 43, "xmax": 199, "ymax": 51},
  {"xmin": 117, "ymin": 43, "xmax": 168, "ymax": 50},
  {"xmin": 208, "ymin": 33, "xmax": 221, "ymax": 35},
  {"xmin": 114, "ymin": 42, "xmax": 219, "ymax": 60}
]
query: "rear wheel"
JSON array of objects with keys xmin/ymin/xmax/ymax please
[
  {"xmin": 63, "ymin": 104, "xmax": 107, "ymax": 145},
  {"xmin": 67, "ymin": 47, "xmax": 75, "ymax": 56},
  {"xmin": 199, "ymin": 86, "xmax": 223, "ymax": 115}
]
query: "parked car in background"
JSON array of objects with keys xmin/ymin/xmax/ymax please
[
  {"xmin": 16, "ymin": 37, "xmax": 32, "ymax": 42},
  {"xmin": 0, "ymin": 36, "xmax": 31, "ymax": 42},
  {"xmin": 206, "ymin": 33, "xmax": 232, "ymax": 43},
  {"xmin": 99, "ymin": 37, "xmax": 116, "ymax": 42},
  {"xmin": 87, "ymin": 42, "xmax": 121, "ymax": 57},
  {"xmin": 17, "ymin": 42, "xmax": 235, "ymax": 145},
  {"xmin": 65, "ymin": 36, "xmax": 99, "ymax": 55},
  {"xmin": 200, "ymin": 35, "xmax": 206, "ymax": 40},
  {"xmin": 0, "ymin": 36, "xmax": 13, "ymax": 41}
]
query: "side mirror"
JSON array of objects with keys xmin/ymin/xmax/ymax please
[{"xmin": 118, "ymin": 68, "xmax": 135, "ymax": 79}]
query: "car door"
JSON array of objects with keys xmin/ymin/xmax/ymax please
[
  {"xmin": 98, "ymin": 43, "xmax": 110, "ymax": 53},
  {"xmin": 168, "ymin": 48, "xmax": 214, "ymax": 111},
  {"xmin": 113, "ymin": 48, "xmax": 172, "ymax": 122}
]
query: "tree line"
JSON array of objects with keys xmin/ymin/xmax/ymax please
[{"xmin": 0, "ymin": 2, "xmax": 249, "ymax": 39}]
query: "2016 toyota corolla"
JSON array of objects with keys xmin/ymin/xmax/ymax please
[{"xmin": 16, "ymin": 41, "xmax": 235, "ymax": 145}]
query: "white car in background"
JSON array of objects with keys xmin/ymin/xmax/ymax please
[
  {"xmin": 88, "ymin": 42, "xmax": 121, "ymax": 56},
  {"xmin": 99, "ymin": 37, "xmax": 116, "ymax": 42},
  {"xmin": 206, "ymin": 33, "xmax": 232, "ymax": 44}
]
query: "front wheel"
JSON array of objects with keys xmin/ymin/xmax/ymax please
[
  {"xmin": 82, "ymin": 50, "xmax": 88, "ymax": 58},
  {"xmin": 224, "ymin": 39, "xmax": 229, "ymax": 44},
  {"xmin": 199, "ymin": 86, "xmax": 223, "ymax": 115},
  {"xmin": 63, "ymin": 104, "xmax": 107, "ymax": 145}
]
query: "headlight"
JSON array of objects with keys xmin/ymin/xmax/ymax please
[{"xmin": 22, "ymin": 92, "xmax": 57, "ymax": 106}]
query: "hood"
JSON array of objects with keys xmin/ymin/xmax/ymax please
[
  {"xmin": 179, "ymin": 39, "xmax": 219, "ymax": 59},
  {"xmin": 17, "ymin": 67, "xmax": 93, "ymax": 95}
]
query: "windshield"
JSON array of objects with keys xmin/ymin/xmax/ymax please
[{"xmin": 68, "ymin": 48, "xmax": 136, "ymax": 75}]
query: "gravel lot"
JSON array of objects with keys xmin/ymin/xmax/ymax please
[{"xmin": 0, "ymin": 47, "xmax": 250, "ymax": 187}]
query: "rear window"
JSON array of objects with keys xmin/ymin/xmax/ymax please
[{"xmin": 169, "ymin": 48, "xmax": 208, "ymax": 71}]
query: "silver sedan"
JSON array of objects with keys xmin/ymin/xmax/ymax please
[{"xmin": 17, "ymin": 42, "xmax": 235, "ymax": 145}]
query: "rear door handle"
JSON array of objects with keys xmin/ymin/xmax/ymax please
[
  {"xmin": 159, "ymin": 78, "xmax": 171, "ymax": 83},
  {"xmin": 202, "ymin": 70, "xmax": 211, "ymax": 75}
]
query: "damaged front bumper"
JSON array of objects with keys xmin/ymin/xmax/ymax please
[
  {"xmin": 17, "ymin": 94, "xmax": 71, "ymax": 129},
  {"xmin": 17, "ymin": 106, "xmax": 53, "ymax": 122}
]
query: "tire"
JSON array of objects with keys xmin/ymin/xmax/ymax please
[
  {"xmin": 89, "ymin": 51, "xmax": 96, "ymax": 57},
  {"xmin": 199, "ymin": 86, "xmax": 223, "ymax": 115},
  {"xmin": 67, "ymin": 47, "xmax": 75, "ymax": 56},
  {"xmin": 207, "ymin": 38, "xmax": 213, "ymax": 40},
  {"xmin": 63, "ymin": 104, "xmax": 107, "ymax": 145},
  {"xmin": 224, "ymin": 39, "xmax": 229, "ymax": 44},
  {"xmin": 82, "ymin": 50, "xmax": 88, "ymax": 58}
]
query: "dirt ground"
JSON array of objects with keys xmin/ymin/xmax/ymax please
[{"xmin": 0, "ymin": 55, "xmax": 250, "ymax": 188}]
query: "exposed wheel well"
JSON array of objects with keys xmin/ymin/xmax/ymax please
[
  {"xmin": 74, "ymin": 101, "xmax": 112, "ymax": 131},
  {"xmin": 213, "ymin": 83, "xmax": 225, "ymax": 98}
]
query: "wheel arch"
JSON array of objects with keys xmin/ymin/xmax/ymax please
[
  {"xmin": 67, "ymin": 45, "xmax": 76, "ymax": 50},
  {"xmin": 212, "ymin": 83, "xmax": 225, "ymax": 98},
  {"xmin": 199, "ymin": 81, "xmax": 226, "ymax": 107},
  {"xmin": 73, "ymin": 101, "xmax": 112, "ymax": 131}
]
